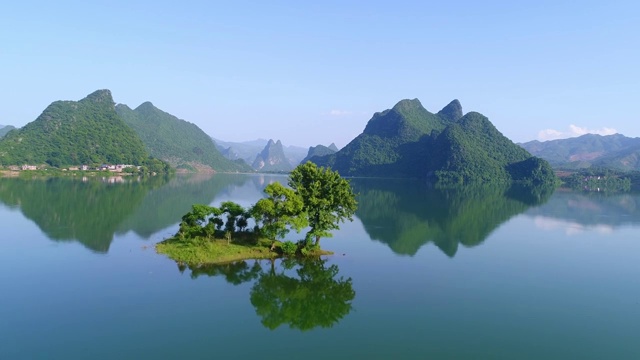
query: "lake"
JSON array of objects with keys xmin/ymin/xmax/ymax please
[{"xmin": 1, "ymin": 174, "xmax": 639, "ymax": 359}]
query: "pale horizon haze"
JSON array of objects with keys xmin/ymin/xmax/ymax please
[{"xmin": 1, "ymin": 1, "xmax": 639, "ymax": 148}]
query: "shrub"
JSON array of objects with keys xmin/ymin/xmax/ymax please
[{"xmin": 281, "ymin": 241, "xmax": 297, "ymax": 256}]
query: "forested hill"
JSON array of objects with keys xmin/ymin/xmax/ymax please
[
  {"xmin": 0, "ymin": 90, "xmax": 151, "ymax": 167},
  {"xmin": 520, "ymin": 133, "xmax": 640, "ymax": 171},
  {"xmin": 116, "ymin": 102, "xmax": 251, "ymax": 172},
  {"xmin": 313, "ymin": 99, "xmax": 458, "ymax": 176},
  {"xmin": 312, "ymin": 99, "xmax": 554, "ymax": 185},
  {"xmin": 300, "ymin": 143, "xmax": 338, "ymax": 164},
  {"xmin": 0, "ymin": 125, "xmax": 15, "ymax": 138}
]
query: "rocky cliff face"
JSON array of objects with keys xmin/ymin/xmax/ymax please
[{"xmin": 252, "ymin": 139, "xmax": 293, "ymax": 172}]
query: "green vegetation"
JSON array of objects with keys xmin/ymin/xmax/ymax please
[
  {"xmin": 157, "ymin": 163, "xmax": 357, "ymax": 265},
  {"xmin": 289, "ymin": 161, "xmax": 358, "ymax": 245},
  {"xmin": 0, "ymin": 90, "xmax": 157, "ymax": 168},
  {"xmin": 251, "ymin": 182, "xmax": 307, "ymax": 239},
  {"xmin": 156, "ymin": 235, "xmax": 281, "ymax": 265},
  {"xmin": 300, "ymin": 143, "xmax": 338, "ymax": 164},
  {"xmin": 562, "ymin": 168, "xmax": 632, "ymax": 192},
  {"xmin": 314, "ymin": 98, "xmax": 455, "ymax": 176},
  {"xmin": 116, "ymin": 102, "xmax": 252, "ymax": 172},
  {"xmin": 430, "ymin": 112, "xmax": 555, "ymax": 185},
  {"xmin": 312, "ymin": 98, "xmax": 555, "ymax": 185}
]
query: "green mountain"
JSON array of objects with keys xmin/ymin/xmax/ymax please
[
  {"xmin": 0, "ymin": 90, "xmax": 150, "ymax": 167},
  {"xmin": 428, "ymin": 112, "xmax": 549, "ymax": 183},
  {"xmin": 314, "ymin": 99, "xmax": 455, "ymax": 176},
  {"xmin": 313, "ymin": 99, "xmax": 554, "ymax": 184},
  {"xmin": 252, "ymin": 139, "xmax": 293, "ymax": 172},
  {"xmin": 116, "ymin": 102, "xmax": 251, "ymax": 173},
  {"xmin": 0, "ymin": 125, "xmax": 15, "ymax": 138},
  {"xmin": 300, "ymin": 143, "xmax": 338, "ymax": 164},
  {"xmin": 520, "ymin": 134, "xmax": 640, "ymax": 171}
]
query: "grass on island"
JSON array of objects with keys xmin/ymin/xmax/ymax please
[{"xmin": 156, "ymin": 232, "xmax": 333, "ymax": 266}]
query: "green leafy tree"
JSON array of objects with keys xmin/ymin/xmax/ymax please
[
  {"xmin": 250, "ymin": 182, "xmax": 307, "ymax": 239},
  {"xmin": 289, "ymin": 162, "xmax": 357, "ymax": 246},
  {"xmin": 178, "ymin": 204, "xmax": 223, "ymax": 238},
  {"xmin": 221, "ymin": 201, "xmax": 246, "ymax": 232}
]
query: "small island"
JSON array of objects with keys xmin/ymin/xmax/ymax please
[{"xmin": 156, "ymin": 162, "xmax": 358, "ymax": 265}]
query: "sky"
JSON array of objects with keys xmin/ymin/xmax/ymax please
[{"xmin": 1, "ymin": 0, "xmax": 639, "ymax": 148}]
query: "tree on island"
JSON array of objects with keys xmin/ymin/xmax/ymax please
[
  {"xmin": 289, "ymin": 162, "xmax": 358, "ymax": 246},
  {"xmin": 250, "ymin": 182, "xmax": 308, "ymax": 240},
  {"xmin": 159, "ymin": 162, "xmax": 358, "ymax": 264}
]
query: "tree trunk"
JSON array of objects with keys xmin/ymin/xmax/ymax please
[{"xmin": 315, "ymin": 235, "xmax": 321, "ymax": 246}]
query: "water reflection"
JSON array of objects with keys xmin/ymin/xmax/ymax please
[
  {"xmin": 0, "ymin": 177, "xmax": 164, "ymax": 252},
  {"xmin": 180, "ymin": 258, "xmax": 355, "ymax": 331},
  {"xmin": 116, "ymin": 173, "xmax": 251, "ymax": 238},
  {"xmin": 352, "ymin": 179, "xmax": 555, "ymax": 257},
  {"xmin": 0, "ymin": 174, "xmax": 252, "ymax": 252},
  {"xmin": 526, "ymin": 188, "xmax": 640, "ymax": 232}
]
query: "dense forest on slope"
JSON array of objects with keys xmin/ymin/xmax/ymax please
[
  {"xmin": 520, "ymin": 133, "xmax": 640, "ymax": 171},
  {"xmin": 314, "ymin": 99, "xmax": 456, "ymax": 176},
  {"xmin": 312, "ymin": 98, "xmax": 554, "ymax": 184},
  {"xmin": 116, "ymin": 102, "xmax": 251, "ymax": 172},
  {"xmin": 428, "ymin": 112, "xmax": 552, "ymax": 184},
  {"xmin": 0, "ymin": 125, "xmax": 15, "ymax": 138},
  {"xmin": 0, "ymin": 90, "xmax": 151, "ymax": 167}
]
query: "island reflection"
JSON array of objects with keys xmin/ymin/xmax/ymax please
[{"xmin": 179, "ymin": 258, "xmax": 355, "ymax": 331}]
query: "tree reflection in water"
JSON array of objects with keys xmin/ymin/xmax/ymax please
[{"xmin": 180, "ymin": 257, "xmax": 355, "ymax": 331}]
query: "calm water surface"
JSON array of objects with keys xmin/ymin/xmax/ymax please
[{"xmin": 1, "ymin": 175, "xmax": 639, "ymax": 359}]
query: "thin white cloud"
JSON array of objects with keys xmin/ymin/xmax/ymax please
[
  {"xmin": 328, "ymin": 109, "xmax": 352, "ymax": 116},
  {"xmin": 537, "ymin": 124, "xmax": 617, "ymax": 141}
]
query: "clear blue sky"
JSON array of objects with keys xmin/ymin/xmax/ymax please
[{"xmin": 1, "ymin": 0, "xmax": 639, "ymax": 148}]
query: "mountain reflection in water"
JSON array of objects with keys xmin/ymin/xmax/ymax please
[{"xmin": 352, "ymin": 179, "xmax": 555, "ymax": 256}]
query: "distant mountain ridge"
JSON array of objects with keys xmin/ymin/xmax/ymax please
[
  {"xmin": 0, "ymin": 125, "xmax": 15, "ymax": 138},
  {"xmin": 252, "ymin": 139, "xmax": 292, "ymax": 172},
  {"xmin": 213, "ymin": 138, "xmax": 308, "ymax": 167},
  {"xmin": 312, "ymin": 98, "xmax": 554, "ymax": 184},
  {"xmin": 116, "ymin": 102, "xmax": 251, "ymax": 172},
  {"xmin": 520, "ymin": 133, "xmax": 640, "ymax": 171}
]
